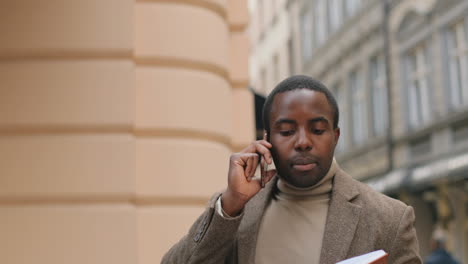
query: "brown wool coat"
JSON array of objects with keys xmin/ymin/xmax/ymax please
[{"xmin": 162, "ymin": 169, "xmax": 422, "ymax": 264}]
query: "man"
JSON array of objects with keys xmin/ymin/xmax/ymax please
[
  {"xmin": 162, "ymin": 75, "xmax": 421, "ymax": 264},
  {"xmin": 424, "ymin": 228, "xmax": 459, "ymax": 264}
]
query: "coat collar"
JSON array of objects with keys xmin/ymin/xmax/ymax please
[
  {"xmin": 236, "ymin": 168, "xmax": 362, "ymax": 264},
  {"xmin": 237, "ymin": 176, "xmax": 276, "ymax": 263},
  {"xmin": 319, "ymin": 168, "xmax": 362, "ymax": 264}
]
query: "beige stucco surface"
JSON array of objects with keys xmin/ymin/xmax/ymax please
[
  {"xmin": 136, "ymin": 138, "xmax": 229, "ymax": 198},
  {"xmin": 134, "ymin": 2, "xmax": 228, "ymax": 70},
  {"xmin": 0, "ymin": 0, "xmax": 133, "ymax": 53},
  {"xmin": 0, "ymin": 135, "xmax": 135, "ymax": 197},
  {"xmin": 135, "ymin": 67, "xmax": 231, "ymax": 136},
  {"xmin": 0, "ymin": 205, "xmax": 137, "ymax": 264},
  {"xmin": 138, "ymin": 205, "xmax": 205, "ymax": 264},
  {"xmin": 0, "ymin": 61, "xmax": 134, "ymax": 126},
  {"xmin": 0, "ymin": 0, "xmax": 251, "ymax": 263}
]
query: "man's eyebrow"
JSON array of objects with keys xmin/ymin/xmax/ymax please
[
  {"xmin": 274, "ymin": 118, "xmax": 296, "ymax": 126},
  {"xmin": 274, "ymin": 117, "xmax": 329, "ymax": 126},
  {"xmin": 309, "ymin": 117, "xmax": 329, "ymax": 123}
]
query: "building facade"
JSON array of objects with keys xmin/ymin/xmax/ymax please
[
  {"xmin": 249, "ymin": 0, "xmax": 303, "ymax": 138},
  {"xmin": 298, "ymin": 0, "xmax": 468, "ymax": 261},
  {"xmin": 0, "ymin": 0, "xmax": 253, "ymax": 263},
  {"xmin": 249, "ymin": 0, "xmax": 301, "ymax": 96},
  {"xmin": 250, "ymin": 0, "xmax": 467, "ymax": 262}
]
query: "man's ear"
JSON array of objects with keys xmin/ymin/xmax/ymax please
[{"xmin": 334, "ymin": 127, "xmax": 340, "ymax": 143}]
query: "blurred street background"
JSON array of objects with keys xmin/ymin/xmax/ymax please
[
  {"xmin": 249, "ymin": 0, "xmax": 467, "ymax": 262},
  {"xmin": 0, "ymin": 0, "xmax": 466, "ymax": 263}
]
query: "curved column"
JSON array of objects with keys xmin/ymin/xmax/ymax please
[
  {"xmin": 133, "ymin": 1, "xmax": 245, "ymax": 262},
  {"xmin": 0, "ymin": 0, "xmax": 136, "ymax": 264},
  {"xmin": 0, "ymin": 0, "xmax": 252, "ymax": 263}
]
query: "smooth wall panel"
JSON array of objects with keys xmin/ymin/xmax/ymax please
[
  {"xmin": 0, "ymin": 0, "xmax": 133, "ymax": 53},
  {"xmin": 0, "ymin": 60, "xmax": 135, "ymax": 127},
  {"xmin": 136, "ymin": 138, "xmax": 229, "ymax": 197},
  {"xmin": 135, "ymin": 67, "xmax": 231, "ymax": 136},
  {"xmin": 0, "ymin": 60, "xmax": 134, "ymax": 127},
  {"xmin": 229, "ymin": 32, "xmax": 249, "ymax": 84},
  {"xmin": 206, "ymin": 0, "xmax": 229, "ymax": 9},
  {"xmin": 228, "ymin": 0, "xmax": 249, "ymax": 27},
  {"xmin": 0, "ymin": 205, "xmax": 136, "ymax": 264},
  {"xmin": 134, "ymin": 2, "xmax": 229, "ymax": 69},
  {"xmin": 138, "ymin": 206, "xmax": 205, "ymax": 264},
  {"xmin": 0, "ymin": 134, "xmax": 135, "ymax": 197}
]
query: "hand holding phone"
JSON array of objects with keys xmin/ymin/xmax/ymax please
[{"xmin": 221, "ymin": 140, "xmax": 277, "ymax": 216}]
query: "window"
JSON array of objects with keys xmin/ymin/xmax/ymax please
[
  {"xmin": 258, "ymin": 0, "xmax": 264, "ymax": 31},
  {"xmin": 350, "ymin": 70, "xmax": 368, "ymax": 145},
  {"xmin": 334, "ymin": 84, "xmax": 347, "ymax": 153},
  {"xmin": 446, "ymin": 18, "xmax": 468, "ymax": 109},
  {"xmin": 301, "ymin": 9, "xmax": 313, "ymax": 61},
  {"xmin": 328, "ymin": 0, "xmax": 343, "ymax": 32},
  {"xmin": 410, "ymin": 135, "xmax": 431, "ymax": 157},
  {"xmin": 314, "ymin": 0, "xmax": 328, "ymax": 47},
  {"xmin": 453, "ymin": 121, "xmax": 468, "ymax": 144},
  {"xmin": 344, "ymin": 0, "xmax": 362, "ymax": 18},
  {"xmin": 273, "ymin": 54, "xmax": 280, "ymax": 84},
  {"xmin": 288, "ymin": 38, "xmax": 295, "ymax": 75},
  {"xmin": 405, "ymin": 44, "xmax": 432, "ymax": 128},
  {"xmin": 370, "ymin": 55, "xmax": 388, "ymax": 137},
  {"xmin": 261, "ymin": 68, "xmax": 267, "ymax": 94}
]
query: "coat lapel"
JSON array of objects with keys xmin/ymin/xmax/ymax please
[
  {"xmin": 236, "ymin": 177, "xmax": 276, "ymax": 264},
  {"xmin": 319, "ymin": 169, "xmax": 362, "ymax": 264},
  {"xmin": 236, "ymin": 171, "xmax": 361, "ymax": 264}
]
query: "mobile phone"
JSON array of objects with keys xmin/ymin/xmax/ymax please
[
  {"xmin": 261, "ymin": 157, "xmax": 268, "ymax": 188},
  {"xmin": 260, "ymin": 134, "xmax": 272, "ymax": 188}
]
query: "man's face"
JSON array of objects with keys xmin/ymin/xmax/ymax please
[{"xmin": 268, "ymin": 89, "xmax": 340, "ymax": 188}]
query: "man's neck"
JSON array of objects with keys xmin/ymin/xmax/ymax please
[{"xmin": 277, "ymin": 158, "xmax": 337, "ymax": 197}]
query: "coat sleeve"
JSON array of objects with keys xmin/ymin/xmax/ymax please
[
  {"xmin": 388, "ymin": 206, "xmax": 422, "ymax": 264},
  {"xmin": 161, "ymin": 193, "xmax": 243, "ymax": 264}
]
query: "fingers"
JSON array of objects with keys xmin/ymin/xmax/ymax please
[
  {"xmin": 253, "ymin": 169, "xmax": 277, "ymax": 188},
  {"xmin": 230, "ymin": 139, "xmax": 276, "ymax": 189},
  {"xmin": 241, "ymin": 140, "xmax": 273, "ymax": 165},
  {"xmin": 232, "ymin": 153, "xmax": 259, "ymax": 181},
  {"xmin": 226, "ymin": 142, "xmax": 276, "ymax": 205},
  {"xmin": 244, "ymin": 153, "xmax": 258, "ymax": 180},
  {"xmin": 260, "ymin": 157, "xmax": 276, "ymax": 188}
]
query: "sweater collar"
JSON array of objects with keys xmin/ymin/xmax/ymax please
[{"xmin": 276, "ymin": 158, "xmax": 337, "ymax": 198}]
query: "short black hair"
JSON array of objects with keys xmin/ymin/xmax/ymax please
[{"xmin": 262, "ymin": 75, "xmax": 339, "ymax": 134}]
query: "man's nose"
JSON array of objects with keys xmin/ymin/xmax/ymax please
[{"xmin": 294, "ymin": 129, "xmax": 313, "ymax": 151}]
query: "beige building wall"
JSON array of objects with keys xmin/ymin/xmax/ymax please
[{"xmin": 0, "ymin": 0, "xmax": 253, "ymax": 263}]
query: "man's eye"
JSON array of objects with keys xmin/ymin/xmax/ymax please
[
  {"xmin": 279, "ymin": 130, "xmax": 295, "ymax": 136},
  {"xmin": 313, "ymin": 129, "xmax": 325, "ymax": 135}
]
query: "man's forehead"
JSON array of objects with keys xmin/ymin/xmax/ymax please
[
  {"xmin": 271, "ymin": 89, "xmax": 333, "ymax": 117},
  {"xmin": 274, "ymin": 116, "xmax": 329, "ymax": 126}
]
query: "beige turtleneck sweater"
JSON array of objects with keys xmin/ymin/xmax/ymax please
[{"xmin": 254, "ymin": 159, "xmax": 337, "ymax": 264}]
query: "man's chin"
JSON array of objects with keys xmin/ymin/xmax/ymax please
[{"xmin": 282, "ymin": 173, "xmax": 323, "ymax": 188}]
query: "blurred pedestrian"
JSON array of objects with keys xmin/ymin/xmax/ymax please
[{"xmin": 425, "ymin": 228, "xmax": 459, "ymax": 264}]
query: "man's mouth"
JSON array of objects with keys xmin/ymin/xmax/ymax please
[
  {"xmin": 291, "ymin": 157, "xmax": 317, "ymax": 171},
  {"xmin": 292, "ymin": 163, "xmax": 317, "ymax": 171}
]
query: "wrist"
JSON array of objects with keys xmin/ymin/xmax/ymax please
[{"xmin": 221, "ymin": 190, "xmax": 248, "ymax": 217}]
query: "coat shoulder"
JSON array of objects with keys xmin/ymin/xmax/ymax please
[
  {"xmin": 334, "ymin": 169, "xmax": 412, "ymax": 242},
  {"xmin": 333, "ymin": 170, "xmax": 419, "ymax": 259},
  {"xmin": 355, "ymin": 178, "xmax": 408, "ymax": 214},
  {"xmin": 337, "ymin": 169, "xmax": 408, "ymax": 217}
]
